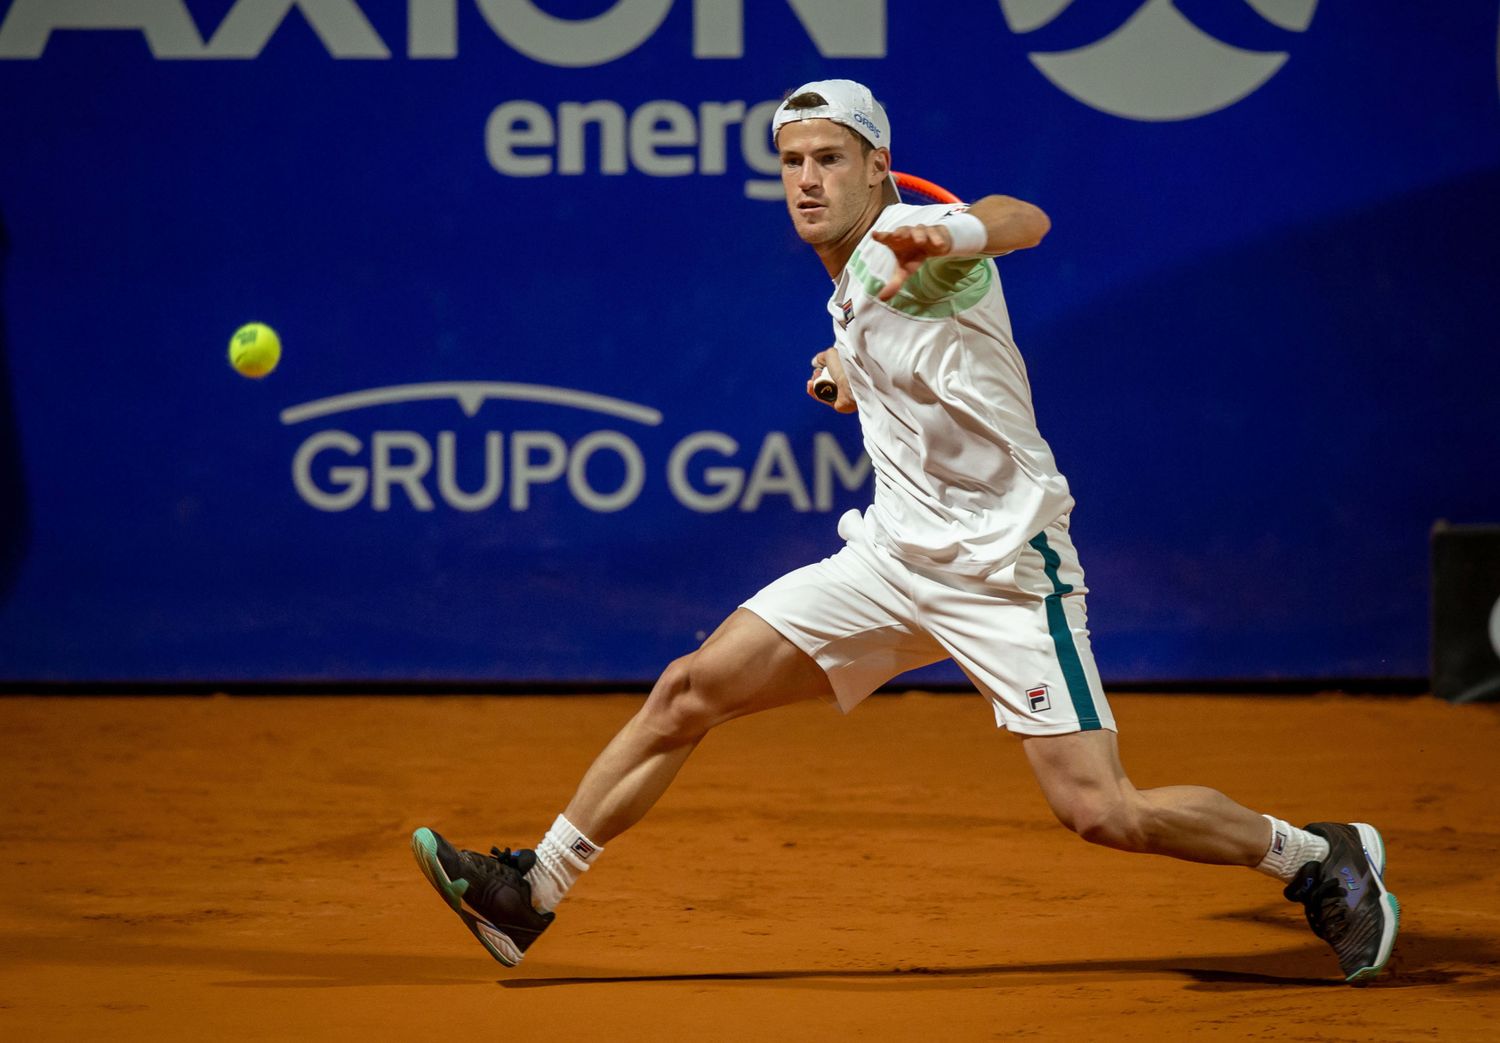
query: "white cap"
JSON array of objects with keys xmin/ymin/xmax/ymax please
[
  {"xmin": 772, "ymin": 79, "xmax": 892, "ymax": 149},
  {"xmin": 772, "ymin": 79, "xmax": 899, "ymax": 205}
]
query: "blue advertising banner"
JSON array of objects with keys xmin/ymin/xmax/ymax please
[{"xmin": 1, "ymin": 1, "xmax": 1497, "ymax": 683}]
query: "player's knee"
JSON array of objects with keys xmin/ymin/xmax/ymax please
[
  {"xmin": 638, "ymin": 656, "xmax": 706, "ymax": 741},
  {"xmin": 1056, "ymin": 793, "xmax": 1152, "ymax": 853},
  {"xmin": 638, "ymin": 653, "xmax": 728, "ymax": 743}
]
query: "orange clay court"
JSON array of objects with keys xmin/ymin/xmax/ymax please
[{"xmin": 1, "ymin": 690, "xmax": 1498, "ymax": 1042}]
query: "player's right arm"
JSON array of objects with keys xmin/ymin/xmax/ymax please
[
  {"xmin": 872, "ymin": 195, "xmax": 1050, "ymax": 301},
  {"xmin": 957, "ymin": 194, "xmax": 1051, "ymax": 254}
]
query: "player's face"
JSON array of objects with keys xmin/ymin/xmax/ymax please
[{"xmin": 778, "ymin": 120, "xmax": 886, "ymax": 246}]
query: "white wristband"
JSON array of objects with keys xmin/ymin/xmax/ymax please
[{"xmin": 937, "ymin": 211, "xmax": 987, "ymax": 256}]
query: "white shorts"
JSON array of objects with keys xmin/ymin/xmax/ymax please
[{"xmin": 741, "ymin": 510, "xmax": 1115, "ymax": 736}]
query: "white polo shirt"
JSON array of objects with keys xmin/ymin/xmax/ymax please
[{"xmin": 829, "ymin": 202, "xmax": 1075, "ymax": 576}]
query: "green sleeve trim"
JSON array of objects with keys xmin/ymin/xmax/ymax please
[{"xmin": 847, "ymin": 250, "xmax": 993, "ymax": 319}]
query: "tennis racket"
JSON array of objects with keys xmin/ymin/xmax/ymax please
[
  {"xmin": 888, "ymin": 170, "xmax": 962, "ymax": 208},
  {"xmin": 813, "ymin": 172, "xmax": 963, "ymax": 402}
]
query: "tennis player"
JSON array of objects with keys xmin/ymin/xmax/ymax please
[{"xmin": 412, "ymin": 79, "xmax": 1399, "ymax": 984}]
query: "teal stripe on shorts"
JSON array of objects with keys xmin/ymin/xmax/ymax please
[{"xmin": 1028, "ymin": 532, "xmax": 1102, "ymax": 731}]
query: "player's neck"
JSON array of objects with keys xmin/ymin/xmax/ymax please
[{"xmin": 815, "ymin": 198, "xmax": 886, "ymax": 279}]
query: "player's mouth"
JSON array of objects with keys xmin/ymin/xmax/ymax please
[{"xmin": 796, "ymin": 200, "xmax": 826, "ymax": 214}]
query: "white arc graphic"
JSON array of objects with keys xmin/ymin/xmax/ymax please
[
  {"xmin": 1243, "ymin": 0, "xmax": 1317, "ymax": 32},
  {"xmin": 998, "ymin": 0, "xmax": 1073, "ymax": 33},
  {"xmin": 1490, "ymin": 595, "xmax": 1500, "ymax": 660},
  {"xmin": 1000, "ymin": 0, "xmax": 1317, "ymax": 122},
  {"xmin": 279, "ymin": 381, "xmax": 662, "ymax": 426}
]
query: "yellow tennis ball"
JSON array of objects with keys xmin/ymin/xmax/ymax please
[{"xmin": 228, "ymin": 322, "xmax": 281, "ymax": 378}]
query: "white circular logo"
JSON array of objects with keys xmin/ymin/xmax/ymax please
[{"xmin": 999, "ymin": 0, "xmax": 1319, "ymax": 122}]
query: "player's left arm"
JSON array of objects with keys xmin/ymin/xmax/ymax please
[{"xmin": 872, "ymin": 195, "xmax": 1050, "ymax": 302}]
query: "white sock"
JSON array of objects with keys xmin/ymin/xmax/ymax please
[
  {"xmin": 1254, "ymin": 815, "xmax": 1330, "ymax": 882},
  {"xmin": 527, "ymin": 813, "xmax": 603, "ymax": 913}
]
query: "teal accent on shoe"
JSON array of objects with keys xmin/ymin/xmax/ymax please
[
  {"xmin": 411, "ymin": 828, "xmax": 528, "ymax": 968},
  {"xmin": 1028, "ymin": 532, "xmax": 1101, "ymax": 730},
  {"xmin": 411, "ymin": 828, "xmax": 467, "ymax": 910},
  {"xmin": 1346, "ymin": 893, "xmax": 1402, "ymax": 984}
]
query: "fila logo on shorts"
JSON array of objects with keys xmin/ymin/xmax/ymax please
[{"xmin": 1026, "ymin": 685, "xmax": 1052, "ymax": 713}]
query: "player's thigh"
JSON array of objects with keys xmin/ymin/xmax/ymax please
[
  {"xmin": 684, "ymin": 609, "xmax": 840, "ymax": 723},
  {"xmin": 645, "ymin": 608, "xmax": 834, "ymax": 734},
  {"xmin": 740, "ymin": 538, "xmax": 946, "ymax": 713}
]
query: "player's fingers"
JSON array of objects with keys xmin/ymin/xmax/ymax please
[
  {"xmin": 878, "ymin": 264, "xmax": 915, "ymax": 301},
  {"xmin": 876, "ymin": 226, "xmax": 935, "ymax": 250},
  {"xmin": 911, "ymin": 225, "xmax": 948, "ymax": 255}
]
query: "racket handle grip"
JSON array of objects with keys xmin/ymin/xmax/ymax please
[{"xmin": 813, "ymin": 368, "xmax": 838, "ymax": 403}]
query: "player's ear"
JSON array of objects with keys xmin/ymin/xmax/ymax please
[{"xmin": 869, "ymin": 147, "xmax": 890, "ymax": 188}]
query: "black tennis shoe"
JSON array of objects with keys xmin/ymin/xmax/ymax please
[
  {"xmin": 1283, "ymin": 821, "xmax": 1400, "ymax": 983},
  {"xmin": 411, "ymin": 827, "xmax": 554, "ymax": 966}
]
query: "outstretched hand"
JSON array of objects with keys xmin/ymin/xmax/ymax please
[{"xmin": 871, "ymin": 224, "xmax": 954, "ymax": 301}]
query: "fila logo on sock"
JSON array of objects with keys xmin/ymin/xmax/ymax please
[
  {"xmin": 570, "ymin": 837, "xmax": 596, "ymax": 859},
  {"xmin": 1272, "ymin": 831, "xmax": 1287, "ymax": 855},
  {"xmin": 1026, "ymin": 685, "xmax": 1051, "ymax": 712}
]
